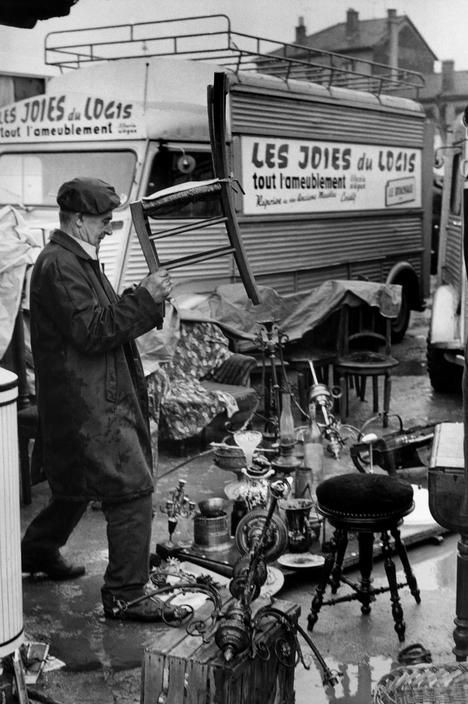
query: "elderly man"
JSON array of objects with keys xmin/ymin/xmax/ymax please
[{"xmin": 21, "ymin": 176, "xmax": 173, "ymax": 622}]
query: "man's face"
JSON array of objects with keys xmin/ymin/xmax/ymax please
[{"xmin": 77, "ymin": 211, "xmax": 114, "ymax": 251}]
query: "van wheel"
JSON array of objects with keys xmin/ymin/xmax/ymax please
[
  {"xmin": 391, "ymin": 285, "xmax": 411, "ymax": 343},
  {"xmin": 427, "ymin": 341, "xmax": 463, "ymax": 393}
]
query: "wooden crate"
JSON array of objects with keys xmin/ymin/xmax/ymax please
[{"xmin": 141, "ymin": 596, "xmax": 300, "ymax": 704}]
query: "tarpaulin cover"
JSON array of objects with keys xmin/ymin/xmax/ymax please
[
  {"xmin": 177, "ymin": 279, "xmax": 401, "ymax": 341},
  {"xmin": 137, "ymin": 278, "xmax": 402, "ymax": 365},
  {"xmin": 0, "ymin": 206, "xmax": 40, "ymax": 358}
]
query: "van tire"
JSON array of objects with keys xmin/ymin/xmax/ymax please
[
  {"xmin": 427, "ymin": 341, "xmax": 463, "ymax": 393},
  {"xmin": 391, "ymin": 285, "xmax": 411, "ymax": 343}
]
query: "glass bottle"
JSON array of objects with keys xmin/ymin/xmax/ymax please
[{"xmin": 300, "ymin": 402, "xmax": 323, "ymax": 499}]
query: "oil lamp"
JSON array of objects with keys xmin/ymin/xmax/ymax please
[{"xmin": 271, "ymin": 392, "xmax": 301, "ymax": 475}]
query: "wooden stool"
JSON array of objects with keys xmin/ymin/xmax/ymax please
[{"xmin": 308, "ymin": 473, "xmax": 421, "ymax": 642}]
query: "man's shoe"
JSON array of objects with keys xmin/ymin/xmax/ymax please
[
  {"xmin": 22, "ymin": 552, "xmax": 86, "ymax": 580},
  {"xmin": 103, "ymin": 596, "xmax": 179, "ymax": 623}
]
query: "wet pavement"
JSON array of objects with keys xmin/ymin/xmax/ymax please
[{"xmin": 18, "ymin": 304, "xmax": 467, "ymax": 704}]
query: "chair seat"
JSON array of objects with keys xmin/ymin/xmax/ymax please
[
  {"xmin": 316, "ymin": 473, "xmax": 414, "ymax": 527},
  {"xmin": 201, "ymin": 380, "xmax": 258, "ymax": 408},
  {"xmin": 335, "ymin": 351, "xmax": 399, "ymax": 371}
]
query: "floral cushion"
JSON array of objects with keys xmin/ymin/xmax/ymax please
[{"xmin": 147, "ymin": 321, "xmax": 240, "ymax": 441}]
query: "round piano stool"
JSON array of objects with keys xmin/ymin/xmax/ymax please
[{"xmin": 307, "ymin": 473, "xmax": 421, "ymax": 642}]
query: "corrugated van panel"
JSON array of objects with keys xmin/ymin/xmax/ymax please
[
  {"xmin": 232, "ymin": 255, "xmax": 421, "ymax": 295},
  {"xmin": 121, "ymin": 220, "xmax": 234, "ymax": 290},
  {"xmin": 230, "ymin": 90, "xmax": 425, "ymax": 147},
  {"xmin": 238, "ymin": 214, "xmax": 423, "ymax": 280},
  {"xmin": 98, "ymin": 228, "xmax": 125, "ymax": 288}
]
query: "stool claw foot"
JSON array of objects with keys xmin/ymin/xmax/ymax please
[{"xmin": 307, "ymin": 611, "xmax": 318, "ymax": 631}]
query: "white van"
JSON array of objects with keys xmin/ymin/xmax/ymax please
[{"xmin": 0, "ymin": 16, "xmax": 433, "ymax": 340}]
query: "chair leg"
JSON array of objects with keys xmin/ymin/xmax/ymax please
[
  {"xmin": 391, "ymin": 526, "xmax": 421, "ymax": 604},
  {"xmin": 372, "ymin": 377, "xmax": 379, "ymax": 413},
  {"xmin": 18, "ymin": 434, "xmax": 32, "ymax": 506},
  {"xmin": 381, "ymin": 530, "xmax": 406, "ymax": 642},
  {"xmin": 356, "ymin": 375, "xmax": 366, "ymax": 401},
  {"xmin": 383, "ymin": 372, "xmax": 392, "ymax": 427}
]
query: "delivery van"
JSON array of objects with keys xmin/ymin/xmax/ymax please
[
  {"xmin": 427, "ymin": 111, "xmax": 467, "ymax": 391},
  {"xmin": 0, "ymin": 15, "xmax": 433, "ymax": 340}
]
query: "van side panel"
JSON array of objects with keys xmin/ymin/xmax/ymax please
[
  {"xmin": 230, "ymin": 87, "xmax": 426, "ymax": 146},
  {"xmin": 236, "ymin": 214, "xmax": 423, "ymax": 294},
  {"xmin": 228, "ymin": 82, "xmax": 428, "ymax": 298}
]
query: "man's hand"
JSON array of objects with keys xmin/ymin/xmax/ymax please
[{"xmin": 140, "ymin": 268, "xmax": 173, "ymax": 303}]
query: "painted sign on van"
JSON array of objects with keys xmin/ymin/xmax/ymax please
[
  {"xmin": 0, "ymin": 92, "xmax": 146, "ymax": 142},
  {"xmin": 240, "ymin": 136, "xmax": 422, "ymax": 215}
]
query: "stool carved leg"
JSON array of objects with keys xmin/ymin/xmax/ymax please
[
  {"xmin": 330, "ymin": 528, "xmax": 348, "ymax": 594},
  {"xmin": 308, "ymin": 540, "xmax": 337, "ymax": 631},
  {"xmin": 380, "ymin": 531, "xmax": 406, "ymax": 642},
  {"xmin": 391, "ymin": 526, "xmax": 421, "ymax": 603},
  {"xmin": 357, "ymin": 531, "xmax": 375, "ymax": 615}
]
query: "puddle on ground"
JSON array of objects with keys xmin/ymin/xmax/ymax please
[{"xmin": 295, "ymin": 654, "xmax": 395, "ymax": 704}]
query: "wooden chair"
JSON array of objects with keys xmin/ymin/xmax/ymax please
[
  {"xmin": 334, "ymin": 304, "xmax": 399, "ymax": 426},
  {"xmin": 129, "ymin": 72, "xmax": 260, "ymax": 312},
  {"xmin": 1, "ymin": 309, "xmax": 42, "ymax": 505}
]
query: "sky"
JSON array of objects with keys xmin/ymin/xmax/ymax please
[{"xmin": 1, "ymin": 0, "xmax": 468, "ymax": 77}]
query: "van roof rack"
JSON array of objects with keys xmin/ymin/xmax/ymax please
[{"xmin": 44, "ymin": 14, "xmax": 425, "ymax": 96}]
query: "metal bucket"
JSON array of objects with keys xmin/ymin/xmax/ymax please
[{"xmin": 192, "ymin": 513, "xmax": 232, "ymax": 552}]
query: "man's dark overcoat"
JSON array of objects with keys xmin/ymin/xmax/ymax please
[{"xmin": 30, "ymin": 230, "xmax": 163, "ymax": 502}]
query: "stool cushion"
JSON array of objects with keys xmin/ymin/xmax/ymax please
[{"xmin": 316, "ymin": 473, "xmax": 413, "ymax": 519}]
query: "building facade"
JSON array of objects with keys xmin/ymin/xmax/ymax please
[{"xmin": 292, "ymin": 8, "xmax": 466, "ymax": 145}]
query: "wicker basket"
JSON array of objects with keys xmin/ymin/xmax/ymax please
[{"xmin": 374, "ymin": 663, "xmax": 468, "ymax": 704}]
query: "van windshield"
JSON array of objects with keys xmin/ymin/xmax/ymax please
[{"xmin": 0, "ymin": 151, "xmax": 136, "ymax": 207}]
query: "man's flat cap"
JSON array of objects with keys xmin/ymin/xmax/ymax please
[{"xmin": 57, "ymin": 177, "xmax": 121, "ymax": 214}]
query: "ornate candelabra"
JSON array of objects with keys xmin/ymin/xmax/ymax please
[
  {"xmin": 159, "ymin": 479, "xmax": 196, "ymax": 553},
  {"xmin": 213, "ymin": 476, "xmax": 339, "ymax": 687}
]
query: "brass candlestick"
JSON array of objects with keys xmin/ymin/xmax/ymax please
[{"xmin": 159, "ymin": 479, "xmax": 196, "ymax": 552}]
